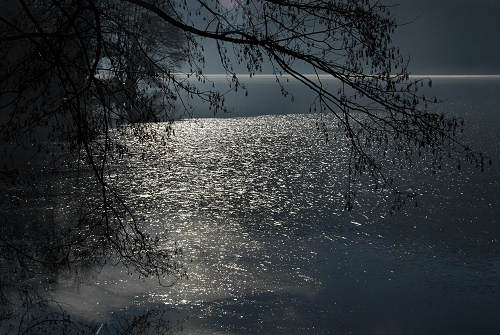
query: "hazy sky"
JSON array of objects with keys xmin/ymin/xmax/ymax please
[
  {"xmin": 391, "ymin": 0, "xmax": 500, "ymax": 74},
  {"xmin": 193, "ymin": 1, "xmax": 500, "ymax": 75}
]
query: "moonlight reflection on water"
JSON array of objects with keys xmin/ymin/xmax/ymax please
[
  {"xmin": 55, "ymin": 85, "xmax": 500, "ymax": 332},
  {"xmin": 4, "ymin": 79, "xmax": 500, "ymax": 334}
]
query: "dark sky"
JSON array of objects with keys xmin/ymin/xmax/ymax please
[
  {"xmin": 195, "ymin": 0, "xmax": 500, "ymax": 75},
  {"xmin": 391, "ymin": 0, "xmax": 500, "ymax": 74}
]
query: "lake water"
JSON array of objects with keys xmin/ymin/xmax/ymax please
[{"xmin": 3, "ymin": 78, "xmax": 500, "ymax": 334}]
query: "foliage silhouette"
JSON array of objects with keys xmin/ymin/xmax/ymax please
[{"xmin": 0, "ymin": 0, "xmax": 486, "ymax": 329}]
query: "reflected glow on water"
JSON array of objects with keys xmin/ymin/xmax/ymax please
[
  {"xmin": 50, "ymin": 79, "xmax": 500, "ymax": 334},
  {"xmin": 111, "ymin": 115, "xmax": 347, "ymax": 305}
]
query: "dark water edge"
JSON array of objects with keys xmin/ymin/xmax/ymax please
[{"xmin": 1, "ymin": 78, "xmax": 500, "ymax": 334}]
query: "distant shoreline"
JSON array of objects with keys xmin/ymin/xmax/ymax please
[{"xmin": 173, "ymin": 73, "xmax": 500, "ymax": 80}]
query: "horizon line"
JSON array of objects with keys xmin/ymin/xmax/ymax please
[{"xmin": 174, "ymin": 73, "xmax": 500, "ymax": 80}]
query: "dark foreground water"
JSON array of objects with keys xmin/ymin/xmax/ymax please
[{"xmin": 2, "ymin": 78, "xmax": 500, "ymax": 334}]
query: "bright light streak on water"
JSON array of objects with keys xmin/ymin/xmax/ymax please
[{"xmin": 46, "ymin": 79, "xmax": 500, "ymax": 334}]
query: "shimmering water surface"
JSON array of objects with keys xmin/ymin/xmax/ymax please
[{"xmin": 45, "ymin": 79, "xmax": 500, "ymax": 333}]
